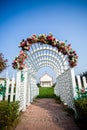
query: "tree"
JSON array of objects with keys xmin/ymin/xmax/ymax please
[
  {"xmin": 0, "ymin": 53, "xmax": 8, "ymax": 73},
  {"xmin": 52, "ymin": 83, "xmax": 56, "ymax": 88}
]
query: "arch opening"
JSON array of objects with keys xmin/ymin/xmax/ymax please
[{"xmin": 36, "ymin": 66, "xmax": 56, "ymax": 84}]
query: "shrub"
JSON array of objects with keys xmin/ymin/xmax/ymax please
[
  {"xmin": 74, "ymin": 98, "xmax": 87, "ymax": 120},
  {"xmin": 0, "ymin": 101, "xmax": 19, "ymax": 130}
]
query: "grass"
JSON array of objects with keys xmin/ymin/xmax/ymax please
[
  {"xmin": 36, "ymin": 87, "xmax": 62, "ymax": 105},
  {"xmin": 37, "ymin": 87, "xmax": 56, "ymax": 98}
]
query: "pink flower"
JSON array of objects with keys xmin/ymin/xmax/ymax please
[
  {"xmin": 47, "ymin": 36, "xmax": 53, "ymax": 41},
  {"xmin": 20, "ymin": 50, "xmax": 24, "ymax": 55},
  {"xmin": 81, "ymin": 88, "xmax": 85, "ymax": 93}
]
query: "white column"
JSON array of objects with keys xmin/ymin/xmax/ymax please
[
  {"xmin": 15, "ymin": 71, "xmax": 21, "ymax": 101},
  {"xmin": 5, "ymin": 78, "xmax": 10, "ymax": 100},
  {"xmin": 82, "ymin": 76, "xmax": 87, "ymax": 89},
  {"xmin": 70, "ymin": 68, "xmax": 77, "ymax": 98},
  {"xmin": 27, "ymin": 73, "xmax": 30, "ymax": 106},
  {"xmin": 27, "ymin": 86, "xmax": 30, "ymax": 106},
  {"xmin": 10, "ymin": 77, "xmax": 15, "ymax": 102},
  {"xmin": 30, "ymin": 77, "xmax": 33, "ymax": 102},
  {"xmin": 54, "ymin": 77, "xmax": 60, "ymax": 96},
  {"xmin": 77, "ymin": 75, "xmax": 82, "ymax": 90},
  {"xmin": 29, "ymin": 77, "xmax": 32, "ymax": 102},
  {"xmin": 22, "ymin": 69, "xmax": 28, "ymax": 111}
]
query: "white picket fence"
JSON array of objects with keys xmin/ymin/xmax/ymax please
[
  {"xmin": 0, "ymin": 69, "xmax": 39, "ymax": 111},
  {"xmin": 0, "ymin": 77, "xmax": 16, "ymax": 102},
  {"xmin": 75, "ymin": 75, "xmax": 87, "ymax": 99},
  {"xmin": 75, "ymin": 75, "xmax": 87, "ymax": 90}
]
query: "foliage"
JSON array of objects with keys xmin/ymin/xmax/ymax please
[
  {"xmin": 21, "ymin": 71, "xmax": 24, "ymax": 82},
  {"xmin": 75, "ymin": 86, "xmax": 87, "ymax": 99},
  {"xmin": 37, "ymin": 83, "xmax": 41, "ymax": 88},
  {"xmin": 0, "ymin": 101, "xmax": 19, "ymax": 130},
  {"xmin": 37, "ymin": 87, "xmax": 56, "ymax": 98},
  {"xmin": 0, "ymin": 80, "xmax": 6, "ymax": 100},
  {"xmin": 0, "ymin": 53, "xmax": 8, "ymax": 73},
  {"xmin": 52, "ymin": 83, "xmax": 56, "ymax": 88},
  {"xmin": 74, "ymin": 98, "xmax": 87, "ymax": 120},
  {"xmin": 12, "ymin": 33, "xmax": 78, "ymax": 70}
]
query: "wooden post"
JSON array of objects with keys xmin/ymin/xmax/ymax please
[
  {"xmin": 5, "ymin": 78, "xmax": 10, "ymax": 100},
  {"xmin": 83, "ymin": 76, "xmax": 87, "ymax": 89},
  {"xmin": 15, "ymin": 71, "xmax": 21, "ymax": 101},
  {"xmin": 77, "ymin": 75, "xmax": 82, "ymax": 90},
  {"xmin": 10, "ymin": 77, "xmax": 15, "ymax": 102},
  {"xmin": 70, "ymin": 68, "xmax": 77, "ymax": 99}
]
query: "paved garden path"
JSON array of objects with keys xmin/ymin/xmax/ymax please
[{"xmin": 15, "ymin": 98, "xmax": 79, "ymax": 130}]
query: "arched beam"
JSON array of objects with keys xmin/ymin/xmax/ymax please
[{"xmin": 26, "ymin": 43, "xmax": 69, "ymax": 76}]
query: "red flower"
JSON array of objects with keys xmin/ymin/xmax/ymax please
[
  {"xmin": 27, "ymin": 47, "xmax": 30, "ymax": 51},
  {"xmin": 81, "ymin": 88, "xmax": 85, "ymax": 93},
  {"xmin": 47, "ymin": 36, "xmax": 53, "ymax": 41},
  {"xmin": 20, "ymin": 42, "xmax": 26, "ymax": 47},
  {"xmin": 27, "ymin": 38, "xmax": 32, "ymax": 44}
]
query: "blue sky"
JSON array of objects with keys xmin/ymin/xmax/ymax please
[{"xmin": 0, "ymin": 0, "xmax": 87, "ymax": 81}]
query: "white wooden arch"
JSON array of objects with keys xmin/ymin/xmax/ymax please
[
  {"xmin": 25, "ymin": 43, "xmax": 68, "ymax": 76},
  {"xmin": 13, "ymin": 34, "xmax": 78, "ymax": 111}
]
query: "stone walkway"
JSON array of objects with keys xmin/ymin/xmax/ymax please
[{"xmin": 15, "ymin": 98, "xmax": 79, "ymax": 130}]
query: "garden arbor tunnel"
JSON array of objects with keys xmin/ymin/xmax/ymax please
[
  {"xmin": 25, "ymin": 43, "xmax": 69, "ymax": 77},
  {"xmin": 13, "ymin": 33, "xmax": 78, "ymax": 111}
]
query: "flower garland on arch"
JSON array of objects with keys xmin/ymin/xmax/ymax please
[
  {"xmin": 12, "ymin": 50, "xmax": 27, "ymax": 70},
  {"xmin": 12, "ymin": 33, "xmax": 78, "ymax": 70}
]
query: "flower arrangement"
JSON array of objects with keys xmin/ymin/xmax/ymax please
[
  {"xmin": 12, "ymin": 50, "xmax": 27, "ymax": 70},
  {"xmin": 12, "ymin": 33, "xmax": 78, "ymax": 70}
]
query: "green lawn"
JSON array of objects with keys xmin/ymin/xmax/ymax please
[{"xmin": 37, "ymin": 87, "xmax": 56, "ymax": 98}]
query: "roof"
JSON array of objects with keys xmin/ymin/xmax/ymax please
[{"xmin": 40, "ymin": 73, "xmax": 52, "ymax": 82}]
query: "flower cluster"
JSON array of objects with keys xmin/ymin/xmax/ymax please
[
  {"xmin": 76, "ymin": 86, "xmax": 87, "ymax": 99},
  {"xmin": 0, "ymin": 53, "xmax": 8, "ymax": 73},
  {"xmin": 12, "ymin": 33, "xmax": 78, "ymax": 70},
  {"xmin": 12, "ymin": 50, "xmax": 27, "ymax": 70}
]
